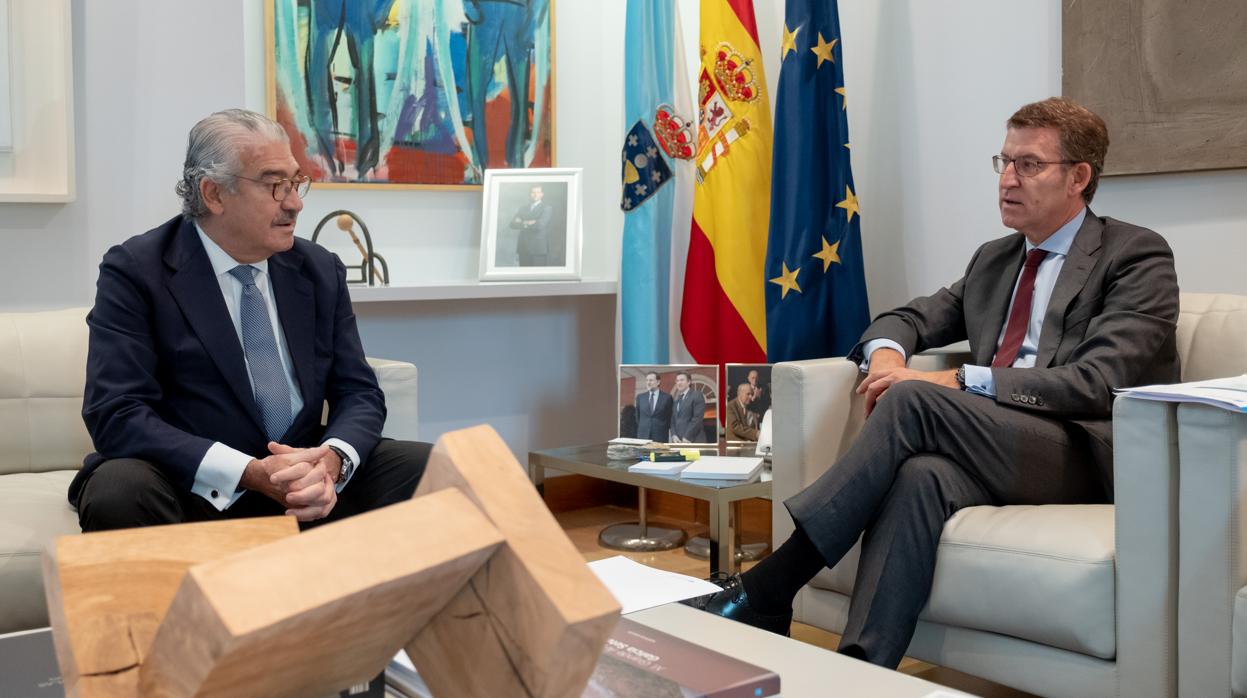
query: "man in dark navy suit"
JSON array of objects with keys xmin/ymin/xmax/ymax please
[
  {"xmin": 634, "ymin": 371, "xmax": 673, "ymax": 443},
  {"xmin": 71, "ymin": 109, "xmax": 430, "ymax": 532}
]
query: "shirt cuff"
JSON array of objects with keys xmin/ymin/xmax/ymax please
[
  {"xmin": 963, "ymin": 364, "xmax": 996, "ymax": 397},
  {"xmin": 192, "ymin": 442, "xmax": 252, "ymax": 511},
  {"xmin": 323, "ymin": 437, "xmax": 361, "ymax": 493},
  {"xmin": 858, "ymin": 338, "xmax": 907, "ymax": 372}
]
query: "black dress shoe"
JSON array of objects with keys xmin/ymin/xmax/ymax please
[{"xmin": 683, "ymin": 573, "xmax": 792, "ymax": 636}]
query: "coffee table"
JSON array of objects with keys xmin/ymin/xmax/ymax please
[
  {"xmin": 528, "ymin": 443, "xmax": 771, "ymax": 575},
  {"xmin": 628, "ymin": 603, "xmax": 965, "ymax": 697}
]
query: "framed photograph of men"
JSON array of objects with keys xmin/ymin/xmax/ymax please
[
  {"xmin": 479, "ymin": 168, "xmax": 582, "ymax": 281},
  {"xmin": 619, "ymin": 365, "xmax": 718, "ymax": 445},
  {"xmin": 724, "ymin": 364, "xmax": 772, "ymax": 444}
]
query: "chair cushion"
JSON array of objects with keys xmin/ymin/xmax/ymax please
[
  {"xmin": 0, "ymin": 471, "xmax": 81, "ymax": 634},
  {"xmin": 811, "ymin": 504, "xmax": 1116, "ymax": 659}
]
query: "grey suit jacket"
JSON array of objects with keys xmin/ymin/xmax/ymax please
[
  {"xmin": 849, "ymin": 211, "xmax": 1180, "ymax": 494},
  {"xmin": 670, "ymin": 389, "xmax": 707, "ymax": 442}
]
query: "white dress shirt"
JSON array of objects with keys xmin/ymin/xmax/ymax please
[
  {"xmin": 191, "ymin": 225, "xmax": 360, "ymax": 510},
  {"xmin": 860, "ymin": 207, "xmax": 1087, "ymax": 398}
]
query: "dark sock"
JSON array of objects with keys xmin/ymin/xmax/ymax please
[{"xmin": 739, "ymin": 526, "xmax": 827, "ymax": 615}]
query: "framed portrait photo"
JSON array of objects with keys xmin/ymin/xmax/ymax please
[
  {"xmin": 619, "ymin": 365, "xmax": 719, "ymax": 446},
  {"xmin": 479, "ymin": 168, "xmax": 582, "ymax": 281},
  {"xmin": 724, "ymin": 364, "xmax": 773, "ymax": 446}
]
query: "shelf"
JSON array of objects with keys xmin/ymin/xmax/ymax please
[{"xmin": 348, "ymin": 279, "xmax": 617, "ymax": 303}]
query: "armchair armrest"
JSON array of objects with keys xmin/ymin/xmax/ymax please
[
  {"xmin": 368, "ymin": 358, "xmax": 419, "ymax": 442},
  {"xmin": 1174, "ymin": 402, "xmax": 1247, "ymax": 697},
  {"xmin": 771, "ymin": 358, "xmax": 864, "ymax": 544},
  {"xmin": 1112, "ymin": 397, "xmax": 1180, "ymax": 697}
]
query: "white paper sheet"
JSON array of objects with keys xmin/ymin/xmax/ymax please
[
  {"xmin": 1116, "ymin": 374, "xmax": 1247, "ymax": 412},
  {"xmin": 588, "ymin": 555, "xmax": 722, "ymax": 614}
]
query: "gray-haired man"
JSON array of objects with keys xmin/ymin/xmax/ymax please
[{"xmin": 71, "ymin": 109, "xmax": 430, "ymax": 532}]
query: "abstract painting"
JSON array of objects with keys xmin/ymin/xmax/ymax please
[
  {"xmin": 266, "ymin": 0, "xmax": 554, "ymax": 188},
  {"xmin": 1063, "ymin": 0, "xmax": 1247, "ymax": 175}
]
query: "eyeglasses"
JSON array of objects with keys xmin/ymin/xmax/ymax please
[
  {"xmin": 992, "ymin": 155, "xmax": 1075, "ymax": 178},
  {"xmin": 233, "ymin": 173, "xmax": 311, "ymax": 201}
]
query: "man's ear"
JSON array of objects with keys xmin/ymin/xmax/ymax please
[
  {"xmin": 200, "ymin": 177, "xmax": 227, "ymax": 216},
  {"xmin": 1068, "ymin": 162, "xmax": 1092, "ymax": 198}
]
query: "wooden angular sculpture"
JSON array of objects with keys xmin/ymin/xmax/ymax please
[
  {"xmin": 42, "ymin": 517, "xmax": 299, "ymax": 697},
  {"xmin": 406, "ymin": 425, "xmax": 622, "ymax": 698},
  {"xmin": 43, "ymin": 425, "xmax": 619, "ymax": 697},
  {"xmin": 139, "ymin": 489, "xmax": 503, "ymax": 697}
]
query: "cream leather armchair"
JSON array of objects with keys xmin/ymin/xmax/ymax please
[
  {"xmin": 769, "ymin": 293, "xmax": 1243, "ymax": 697},
  {"xmin": 0, "ymin": 307, "xmax": 419, "ymax": 635}
]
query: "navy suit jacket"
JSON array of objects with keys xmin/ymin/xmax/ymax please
[
  {"xmin": 70, "ymin": 215, "xmax": 385, "ymax": 506},
  {"xmin": 635, "ymin": 390, "xmax": 673, "ymax": 442}
]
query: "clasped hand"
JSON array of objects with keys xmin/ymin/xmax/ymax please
[
  {"xmin": 242, "ymin": 442, "xmax": 342, "ymax": 521},
  {"xmin": 856, "ymin": 348, "xmax": 958, "ymax": 417}
]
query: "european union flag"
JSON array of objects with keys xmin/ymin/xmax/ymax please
[{"xmin": 764, "ymin": 0, "xmax": 870, "ymax": 361}]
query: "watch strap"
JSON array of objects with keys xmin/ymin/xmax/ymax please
[{"xmin": 326, "ymin": 444, "xmax": 353, "ymax": 483}]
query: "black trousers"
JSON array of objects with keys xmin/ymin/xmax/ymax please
[
  {"xmin": 76, "ymin": 439, "xmax": 431, "ymax": 532},
  {"xmin": 785, "ymin": 381, "xmax": 1107, "ymax": 668}
]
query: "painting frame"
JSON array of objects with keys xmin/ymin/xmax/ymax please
[
  {"xmin": 264, "ymin": 0, "xmax": 557, "ymax": 190},
  {"xmin": 479, "ymin": 167, "xmax": 582, "ymax": 281},
  {"xmin": 723, "ymin": 363, "xmax": 772, "ymax": 447},
  {"xmin": 618, "ymin": 365, "xmax": 719, "ymax": 446}
]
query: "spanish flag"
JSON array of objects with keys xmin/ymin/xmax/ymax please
[{"xmin": 679, "ymin": 0, "xmax": 773, "ymax": 364}]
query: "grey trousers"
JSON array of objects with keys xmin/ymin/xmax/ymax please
[{"xmin": 785, "ymin": 380, "xmax": 1107, "ymax": 668}]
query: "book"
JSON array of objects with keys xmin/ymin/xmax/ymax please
[
  {"xmin": 1115, "ymin": 374, "xmax": 1247, "ymax": 412},
  {"xmin": 387, "ymin": 618, "xmax": 781, "ymax": 698},
  {"xmin": 679, "ymin": 456, "xmax": 765, "ymax": 481},
  {"xmin": 584, "ymin": 618, "xmax": 780, "ymax": 697}
]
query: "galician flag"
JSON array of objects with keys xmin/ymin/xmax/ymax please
[
  {"xmin": 680, "ymin": 0, "xmax": 773, "ymax": 365},
  {"xmin": 619, "ymin": 0, "xmax": 696, "ymax": 363}
]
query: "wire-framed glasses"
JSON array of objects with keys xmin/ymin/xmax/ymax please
[
  {"xmin": 234, "ymin": 173, "xmax": 312, "ymax": 201},
  {"xmin": 992, "ymin": 154, "xmax": 1075, "ymax": 178}
]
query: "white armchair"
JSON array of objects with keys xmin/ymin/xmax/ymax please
[
  {"xmin": 767, "ymin": 295, "xmax": 1246, "ymax": 697},
  {"xmin": 0, "ymin": 307, "xmax": 419, "ymax": 635}
]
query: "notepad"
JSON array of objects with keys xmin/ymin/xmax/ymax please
[{"xmin": 679, "ymin": 456, "xmax": 765, "ymax": 480}]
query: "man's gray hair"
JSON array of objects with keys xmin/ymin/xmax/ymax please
[{"xmin": 175, "ymin": 109, "xmax": 290, "ymax": 218}]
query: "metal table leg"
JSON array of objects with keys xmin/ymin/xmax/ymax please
[
  {"xmin": 706, "ymin": 498, "xmax": 740, "ymax": 575},
  {"xmin": 686, "ymin": 501, "xmax": 770, "ymax": 567},
  {"xmin": 598, "ymin": 486, "xmax": 687, "ymax": 552}
]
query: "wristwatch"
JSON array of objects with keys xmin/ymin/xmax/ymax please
[
  {"xmin": 327, "ymin": 445, "xmax": 354, "ymax": 483},
  {"xmin": 955, "ymin": 366, "xmax": 967, "ymax": 391}
]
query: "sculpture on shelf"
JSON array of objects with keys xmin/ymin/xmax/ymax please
[
  {"xmin": 311, "ymin": 210, "xmax": 390, "ymax": 286},
  {"xmin": 43, "ymin": 425, "xmax": 621, "ymax": 698}
]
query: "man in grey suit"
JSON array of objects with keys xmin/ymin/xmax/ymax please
[
  {"xmin": 510, "ymin": 185, "xmax": 553, "ymax": 266},
  {"xmin": 635, "ymin": 371, "xmax": 674, "ymax": 442},
  {"xmin": 691, "ymin": 97, "xmax": 1181, "ymax": 669},
  {"xmin": 669, "ymin": 372, "xmax": 707, "ymax": 443}
]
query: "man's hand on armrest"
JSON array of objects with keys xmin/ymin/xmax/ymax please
[{"xmin": 856, "ymin": 347, "xmax": 959, "ymax": 417}]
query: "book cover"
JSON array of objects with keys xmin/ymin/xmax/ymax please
[{"xmin": 582, "ymin": 618, "xmax": 780, "ymax": 698}]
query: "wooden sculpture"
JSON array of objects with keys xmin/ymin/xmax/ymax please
[
  {"xmin": 43, "ymin": 425, "xmax": 620, "ymax": 697},
  {"xmin": 406, "ymin": 425, "xmax": 622, "ymax": 698}
]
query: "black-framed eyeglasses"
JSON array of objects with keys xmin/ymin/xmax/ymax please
[
  {"xmin": 233, "ymin": 173, "xmax": 311, "ymax": 201},
  {"xmin": 992, "ymin": 154, "xmax": 1075, "ymax": 178}
]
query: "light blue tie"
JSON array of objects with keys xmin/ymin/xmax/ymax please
[{"xmin": 228, "ymin": 265, "xmax": 292, "ymax": 442}]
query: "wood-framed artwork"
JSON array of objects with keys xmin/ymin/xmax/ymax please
[
  {"xmin": 479, "ymin": 167, "xmax": 581, "ymax": 281},
  {"xmin": 1063, "ymin": 0, "xmax": 1247, "ymax": 175},
  {"xmin": 0, "ymin": 0, "xmax": 74, "ymax": 203},
  {"xmin": 265, "ymin": 0, "xmax": 555, "ymax": 190}
]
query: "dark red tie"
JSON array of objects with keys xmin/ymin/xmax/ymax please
[{"xmin": 992, "ymin": 249, "xmax": 1048, "ymax": 368}]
